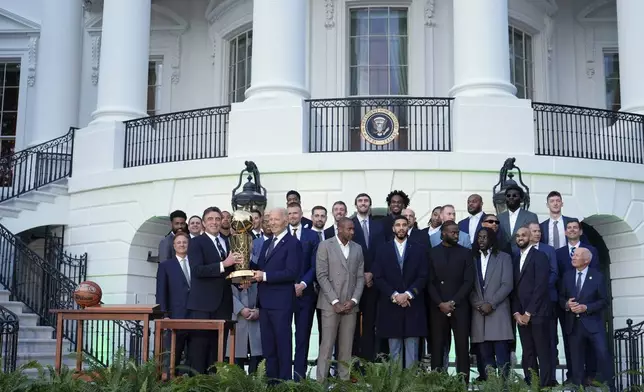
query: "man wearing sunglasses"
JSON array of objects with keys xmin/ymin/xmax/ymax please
[{"xmin": 479, "ymin": 214, "xmax": 512, "ymax": 256}]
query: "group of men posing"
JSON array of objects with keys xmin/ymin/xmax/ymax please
[{"xmin": 155, "ymin": 187, "xmax": 614, "ymax": 390}]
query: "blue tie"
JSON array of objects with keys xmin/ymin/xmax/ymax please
[
  {"xmin": 265, "ymin": 237, "xmax": 277, "ymax": 258},
  {"xmin": 575, "ymin": 271, "xmax": 583, "ymax": 297},
  {"xmin": 570, "ymin": 246, "xmax": 576, "ymax": 258}
]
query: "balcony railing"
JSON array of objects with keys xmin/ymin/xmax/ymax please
[
  {"xmin": 307, "ymin": 97, "xmax": 452, "ymax": 153},
  {"xmin": 123, "ymin": 106, "xmax": 230, "ymax": 168},
  {"xmin": 533, "ymin": 102, "xmax": 644, "ymax": 164},
  {"xmin": 614, "ymin": 318, "xmax": 644, "ymax": 390}
]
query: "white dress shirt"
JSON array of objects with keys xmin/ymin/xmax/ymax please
[
  {"xmin": 289, "ymin": 224, "xmax": 302, "ymax": 240},
  {"xmin": 469, "ymin": 211, "xmax": 484, "ymax": 237},
  {"xmin": 205, "ymin": 232, "xmax": 227, "ymax": 273},
  {"xmin": 548, "ymin": 218, "xmax": 567, "ymax": 249},
  {"xmin": 479, "ymin": 250, "xmax": 490, "ymax": 280},
  {"xmin": 427, "ymin": 226, "xmax": 440, "ymax": 236},
  {"xmin": 575, "ymin": 266, "xmax": 589, "ymax": 292},
  {"xmin": 330, "ymin": 237, "xmax": 358, "ymax": 306},
  {"xmin": 509, "ymin": 209, "xmax": 520, "ymax": 234},
  {"xmin": 519, "ymin": 244, "xmax": 533, "ymax": 272}
]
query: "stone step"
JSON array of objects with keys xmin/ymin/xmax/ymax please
[
  {"xmin": 17, "ymin": 338, "xmax": 58, "ymax": 353},
  {"xmin": 0, "ymin": 300, "xmax": 26, "ymax": 315},
  {"xmin": 5, "ymin": 198, "xmax": 39, "ymax": 211},
  {"xmin": 16, "ymin": 351, "xmax": 78, "ymax": 369},
  {"xmin": 21, "ymin": 190, "xmax": 57, "ymax": 204},
  {"xmin": 19, "ymin": 326, "xmax": 54, "ymax": 340},
  {"xmin": 0, "ymin": 290, "xmax": 11, "ymax": 302},
  {"xmin": 18, "ymin": 313, "xmax": 40, "ymax": 326},
  {"xmin": 0, "ymin": 205, "xmax": 21, "ymax": 218},
  {"xmin": 44, "ymin": 183, "xmax": 68, "ymax": 196}
]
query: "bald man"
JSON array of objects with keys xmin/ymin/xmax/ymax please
[
  {"xmin": 402, "ymin": 208, "xmax": 429, "ymax": 248},
  {"xmin": 458, "ymin": 194, "xmax": 486, "ymax": 236},
  {"xmin": 559, "ymin": 248, "xmax": 614, "ymax": 391}
]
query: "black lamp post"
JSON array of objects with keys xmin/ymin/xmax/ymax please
[
  {"xmin": 492, "ymin": 157, "xmax": 531, "ymax": 214},
  {"xmin": 231, "ymin": 161, "xmax": 267, "ymax": 212}
]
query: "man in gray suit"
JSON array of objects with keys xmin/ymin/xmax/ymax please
[
  {"xmin": 316, "ymin": 217, "xmax": 365, "ymax": 383},
  {"xmin": 497, "ymin": 185, "xmax": 538, "ymax": 246},
  {"xmin": 158, "ymin": 210, "xmax": 188, "ymax": 261},
  {"xmin": 429, "ymin": 204, "xmax": 471, "ymax": 248},
  {"xmin": 470, "ymin": 227, "xmax": 514, "ymax": 379}
]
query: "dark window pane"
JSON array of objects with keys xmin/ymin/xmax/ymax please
[
  {"xmin": 4, "ymin": 63, "xmax": 20, "ymax": 87},
  {"xmin": 237, "ymin": 37, "xmax": 247, "ymax": 62},
  {"xmin": 369, "ymin": 67, "xmax": 389, "ymax": 95},
  {"xmin": 147, "ymin": 86, "xmax": 156, "ymax": 113},
  {"xmin": 350, "ymin": 9, "xmax": 369, "ymax": 36},
  {"xmin": 3, "ymin": 87, "xmax": 19, "ymax": 111},
  {"xmin": 1, "ymin": 138, "xmax": 15, "ymax": 158},
  {"xmin": 390, "ymin": 66, "xmax": 408, "ymax": 95},
  {"xmin": 389, "ymin": 37, "xmax": 407, "ymax": 66},
  {"xmin": 389, "ymin": 9, "xmax": 407, "ymax": 35},
  {"xmin": 368, "ymin": 37, "xmax": 388, "ymax": 66},
  {"xmin": 350, "ymin": 66, "xmax": 369, "ymax": 95},
  {"xmin": 1, "ymin": 112, "xmax": 17, "ymax": 136},
  {"xmin": 369, "ymin": 8, "xmax": 388, "ymax": 35},
  {"xmin": 350, "ymin": 37, "xmax": 369, "ymax": 66},
  {"xmin": 148, "ymin": 63, "xmax": 157, "ymax": 85}
]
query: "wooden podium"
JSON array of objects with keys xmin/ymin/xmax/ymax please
[
  {"xmin": 154, "ymin": 319, "xmax": 237, "ymax": 379},
  {"xmin": 50, "ymin": 304, "xmax": 163, "ymax": 374}
]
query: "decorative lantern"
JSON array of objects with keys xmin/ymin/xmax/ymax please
[{"xmin": 492, "ymin": 157, "xmax": 531, "ymax": 214}]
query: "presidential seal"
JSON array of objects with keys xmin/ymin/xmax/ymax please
[{"xmin": 360, "ymin": 108, "xmax": 399, "ymax": 145}]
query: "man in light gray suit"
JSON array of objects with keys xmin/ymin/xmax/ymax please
[
  {"xmin": 470, "ymin": 227, "xmax": 514, "ymax": 379},
  {"xmin": 497, "ymin": 184, "xmax": 538, "ymax": 246},
  {"xmin": 429, "ymin": 205, "xmax": 471, "ymax": 248},
  {"xmin": 316, "ymin": 217, "xmax": 365, "ymax": 383}
]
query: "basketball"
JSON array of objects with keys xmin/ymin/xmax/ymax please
[{"xmin": 73, "ymin": 281, "xmax": 102, "ymax": 308}]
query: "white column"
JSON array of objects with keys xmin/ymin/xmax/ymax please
[
  {"xmin": 617, "ymin": 0, "xmax": 644, "ymax": 114},
  {"xmin": 91, "ymin": 0, "xmax": 151, "ymax": 123},
  {"xmin": 450, "ymin": 0, "xmax": 516, "ymax": 97},
  {"xmin": 31, "ymin": 0, "xmax": 82, "ymax": 145},
  {"xmin": 244, "ymin": 0, "xmax": 308, "ymax": 101}
]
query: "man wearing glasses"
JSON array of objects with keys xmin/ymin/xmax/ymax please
[{"xmin": 479, "ymin": 214, "xmax": 512, "ymax": 255}]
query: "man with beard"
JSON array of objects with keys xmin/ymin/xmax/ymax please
[
  {"xmin": 381, "ymin": 190, "xmax": 410, "ymax": 241},
  {"xmin": 286, "ymin": 190, "xmax": 313, "ymax": 228},
  {"xmin": 512, "ymin": 226, "xmax": 553, "ymax": 387},
  {"xmin": 352, "ymin": 192, "xmax": 385, "ymax": 361},
  {"xmin": 373, "ymin": 216, "xmax": 428, "ymax": 368},
  {"xmin": 458, "ymin": 194, "xmax": 486, "ymax": 236},
  {"xmin": 498, "ymin": 185, "xmax": 538, "ymax": 247},
  {"xmin": 158, "ymin": 210, "xmax": 187, "ymax": 262},
  {"xmin": 476, "ymin": 213, "xmax": 513, "ymax": 255},
  {"xmin": 309, "ymin": 206, "xmax": 329, "ymax": 241},
  {"xmin": 324, "ymin": 201, "xmax": 348, "ymax": 239},
  {"xmin": 427, "ymin": 220, "xmax": 474, "ymax": 381},
  {"xmin": 220, "ymin": 210, "xmax": 232, "ymax": 239},
  {"xmin": 422, "ymin": 206, "xmax": 442, "ymax": 237}
]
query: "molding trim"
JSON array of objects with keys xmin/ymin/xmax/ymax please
[
  {"xmin": 325, "ymin": 0, "xmax": 336, "ymax": 29},
  {"xmin": 171, "ymin": 34, "xmax": 181, "ymax": 84},
  {"xmin": 206, "ymin": 0, "xmax": 239, "ymax": 24},
  {"xmin": 424, "ymin": 0, "xmax": 436, "ymax": 27},
  {"xmin": 91, "ymin": 35, "xmax": 101, "ymax": 85},
  {"xmin": 577, "ymin": 0, "xmax": 615, "ymax": 23},
  {"xmin": 27, "ymin": 36, "xmax": 37, "ymax": 86},
  {"xmin": 0, "ymin": 8, "xmax": 40, "ymax": 33}
]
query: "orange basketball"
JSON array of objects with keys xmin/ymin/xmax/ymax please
[{"xmin": 73, "ymin": 281, "xmax": 102, "ymax": 308}]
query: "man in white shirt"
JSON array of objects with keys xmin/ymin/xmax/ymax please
[
  {"xmin": 539, "ymin": 191, "xmax": 581, "ymax": 249},
  {"xmin": 457, "ymin": 194, "xmax": 486, "ymax": 236},
  {"xmin": 498, "ymin": 185, "xmax": 538, "ymax": 245}
]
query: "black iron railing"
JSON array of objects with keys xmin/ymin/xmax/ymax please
[
  {"xmin": 0, "ymin": 128, "xmax": 74, "ymax": 203},
  {"xmin": 614, "ymin": 318, "xmax": 644, "ymax": 391},
  {"xmin": 307, "ymin": 97, "xmax": 452, "ymax": 153},
  {"xmin": 533, "ymin": 102, "xmax": 644, "ymax": 164},
  {"xmin": 123, "ymin": 106, "xmax": 230, "ymax": 168},
  {"xmin": 0, "ymin": 223, "xmax": 147, "ymax": 368},
  {"xmin": 0, "ymin": 305, "xmax": 18, "ymax": 372},
  {"xmin": 43, "ymin": 227, "xmax": 87, "ymax": 286}
]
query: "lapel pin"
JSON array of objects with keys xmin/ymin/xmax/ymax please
[{"xmin": 589, "ymin": 276, "xmax": 592, "ymax": 280}]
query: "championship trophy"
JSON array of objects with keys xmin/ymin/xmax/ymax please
[{"xmin": 227, "ymin": 161, "xmax": 267, "ymax": 284}]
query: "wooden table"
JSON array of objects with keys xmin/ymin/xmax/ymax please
[
  {"xmin": 50, "ymin": 304, "xmax": 162, "ymax": 374},
  {"xmin": 154, "ymin": 319, "xmax": 237, "ymax": 378}
]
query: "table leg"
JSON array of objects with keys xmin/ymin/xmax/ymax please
[
  {"xmin": 170, "ymin": 331, "xmax": 177, "ymax": 379},
  {"xmin": 228, "ymin": 324, "xmax": 236, "ymax": 365},
  {"xmin": 76, "ymin": 320, "xmax": 84, "ymax": 373},
  {"xmin": 142, "ymin": 317, "xmax": 150, "ymax": 363},
  {"xmin": 218, "ymin": 326, "xmax": 225, "ymax": 363},
  {"xmin": 54, "ymin": 314, "xmax": 63, "ymax": 374},
  {"xmin": 154, "ymin": 323, "xmax": 163, "ymax": 377}
]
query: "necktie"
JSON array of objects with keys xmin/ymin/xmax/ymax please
[
  {"xmin": 266, "ymin": 237, "xmax": 278, "ymax": 258},
  {"xmin": 180, "ymin": 258, "xmax": 190, "ymax": 287},
  {"xmin": 215, "ymin": 237, "xmax": 227, "ymax": 259},
  {"xmin": 317, "ymin": 231, "xmax": 323, "ymax": 242},
  {"xmin": 292, "ymin": 228, "xmax": 298, "ymax": 239},
  {"xmin": 575, "ymin": 271, "xmax": 583, "ymax": 297},
  {"xmin": 553, "ymin": 220, "xmax": 560, "ymax": 248},
  {"xmin": 570, "ymin": 246, "xmax": 576, "ymax": 258},
  {"xmin": 362, "ymin": 219, "xmax": 370, "ymax": 248}
]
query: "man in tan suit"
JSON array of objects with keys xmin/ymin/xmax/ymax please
[{"xmin": 316, "ymin": 217, "xmax": 365, "ymax": 383}]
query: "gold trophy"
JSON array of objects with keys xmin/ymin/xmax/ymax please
[{"xmin": 228, "ymin": 161, "xmax": 267, "ymax": 284}]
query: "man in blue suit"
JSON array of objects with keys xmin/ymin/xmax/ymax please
[
  {"xmin": 286, "ymin": 190, "xmax": 312, "ymax": 228},
  {"xmin": 554, "ymin": 218, "xmax": 599, "ymax": 381},
  {"xmin": 540, "ymin": 191, "xmax": 587, "ymax": 248},
  {"xmin": 156, "ymin": 230, "xmax": 191, "ymax": 376},
  {"xmin": 559, "ymin": 248, "xmax": 614, "ymax": 391},
  {"xmin": 251, "ymin": 207, "xmax": 301, "ymax": 381},
  {"xmin": 458, "ymin": 194, "xmax": 486, "ymax": 236},
  {"xmin": 287, "ymin": 202, "xmax": 320, "ymax": 381},
  {"xmin": 252, "ymin": 214, "xmax": 272, "ymax": 263}
]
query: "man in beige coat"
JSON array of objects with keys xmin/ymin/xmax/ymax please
[{"xmin": 316, "ymin": 217, "xmax": 365, "ymax": 383}]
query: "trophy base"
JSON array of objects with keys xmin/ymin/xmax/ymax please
[{"xmin": 227, "ymin": 270, "xmax": 255, "ymax": 284}]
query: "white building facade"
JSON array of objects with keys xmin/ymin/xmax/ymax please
[{"xmin": 1, "ymin": 0, "xmax": 644, "ymax": 373}]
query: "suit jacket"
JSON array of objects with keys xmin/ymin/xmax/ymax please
[
  {"xmin": 558, "ymin": 268, "xmax": 608, "ymax": 335},
  {"xmin": 252, "ymin": 232, "xmax": 301, "ymax": 310},
  {"xmin": 227, "ymin": 283, "xmax": 262, "ymax": 358},
  {"xmin": 156, "ymin": 257, "xmax": 190, "ymax": 319},
  {"xmin": 555, "ymin": 242, "xmax": 599, "ymax": 286},
  {"xmin": 291, "ymin": 227, "xmax": 320, "ymax": 299},
  {"xmin": 301, "ymin": 217, "xmax": 313, "ymax": 229},
  {"xmin": 470, "ymin": 250, "xmax": 514, "ymax": 343},
  {"xmin": 158, "ymin": 234, "xmax": 175, "ymax": 263},
  {"xmin": 533, "ymin": 243, "xmax": 559, "ymax": 302},
  {"xmin": 352, "ymin": 215, "xmax": 385, "ymax": 273},
  {"xmin": 498, "ymin": 208, "xmax": 539, "ymax": 244},
  {"xmin": 540, "ymin": 216, "xmax": 574, "ymax": 247},
  {"xmin": 251, "ymin": 236, "xmax": 268, "ymax": 264},
  {"xmin": 323, "ymin": 226, "xmax": 335, "ymax": 240},
  {"xmin": 429, "ymin": 229, "xmax": 471, "ymax": 249},
  {"xmin": 511, "ymin": 246, "xmax": 551, "ymax": 322},
  {"xmin": 315, "ymin": 238, "xmax": 365, "ymax": 313},
  {"xmin": 373, "ymin": 239, "xmax": 428, "ymax": 338},
  {"xmin": 187, "ymin": 233, "xmax": 234, "ymax": 314},
  {"xmin": 408, "ymin": 227, "xmax": 429, "ymax": 249},
  {"xmin": 427, "ymin": 244, "xmax": 474, "ymax": 311},
  {"xmin": 458, "ymin": 212, "xmax": 486, "ymax": 235}
]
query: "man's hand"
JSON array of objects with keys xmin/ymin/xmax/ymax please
[
  {"xmin": 567, "ymin": 298, "xmax": 578, "ymax": 310},
  {"xmin": 394, "ymin": 294, "xmax": 409, "ymax": 307},
  {"xmin": 571, "ymin": 304, "xmax": 587, "ymax": 314},
  {"xmin": 249, "ymin": 309, "xmax": 259, "ymax": 320},
  {"xmin": 332, "ymin": 302, "xmax": 344, "ymax": 314},
  {"xmin": 240, "ymin": 308, "xmax": 252, "ymax": 319},
  {"xmin": 480, "ymin": 303, "xmax": 493, "ymax": 315},
  {"xmin": 223, "ymin": 252, "xmax": 242, "ymax": 268},
  {"xmin": 514, "ymin": 313, "xmax": 527, "ymax": 326},
  {"xmin": 341, "ymin": 300, "xmax": 354, "ymax": 313},
  {"xmin": 438, "ymin": 302, "xmax": 452, "ymax": 314},
  {"xmin": 253, "ymin": 270, "xmax": 264, "ymax": 282},
  {"xmin": 364, "ymin": 272, "xmax": 374, "ymax": 288},
  {"xmin": 294, "ymin": 283, "xmax": 306, "ymax": 297},
  {"xmin": 520, "ymin": 313, "xmax": 531, "ymax": 325}
]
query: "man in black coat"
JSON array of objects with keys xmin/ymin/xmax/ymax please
[{"xmin": 427, "ymin": 220, "xmax": 474, "ymax": 382}]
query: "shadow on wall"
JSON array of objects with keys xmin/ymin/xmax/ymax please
[{"xmin": 129, "ymin": 216, "xmax": 171, "ymax": 264}]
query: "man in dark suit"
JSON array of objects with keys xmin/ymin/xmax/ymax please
[
  {"xmin": 381, "ymin": 190, "xmax": 410, "ymax": 242},
  {"xmin": 554, "ymin": 218, "xmax": 599, "ymax": 381},
  {"xmin": 373, "ymin": 216, "xmax": 428, "ymax": 368},
  {"xmin": 512, "ymin": 226, "xmax": 553, "ymax": 387},
  {"xmin": 287, "ymin": 202, "xmax": 320, "ymax": 381},
  {"xmin": 251, "ymin": 207, "xmax": 302, "ymax": 381},
  {"xmin": 286, "ymin": 190, "xmax": 312, "ymax": 228},
  {"xmin": 497, "ymin": 185, "xmax": 539, "ymax": 246},
  {"xmin": 352, "ymin": 192, "xmax": 386, "ymax": 361},
  {"xmin": 559, "ymin": 247, "xmax": 614, "ymax": 391},
  {"xmin": 158, "ymin": 210, "xmax": 187, "ymax": 262},
  {"xmin": 539, "ymin": 191, "xmax": 587, "ymax": 248},
  {"xmin": 458, "ymin": 194, "xmax": 486, "ymax": 236},
  {"xmin": 156, "ymin": 231, "xmax": 191, "ymax": 376},
  {"xmin": 427, "ymin": 220, "xmax": 474, "ymax": 381},
  {"xmin": 309, "ymin": 205, "xmax": 329, "ymax": 242},
  {"xmin": 402, "ymin": 208, "xmax": 429, "ymax": 248},
  {"xmin": 421, "ymin": 206, "xmax": 443, "ymax": 237},
  {"xmin": 187, "ymin": 207, "xmax": 242, "ymax": 374}
]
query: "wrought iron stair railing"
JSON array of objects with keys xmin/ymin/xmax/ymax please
[
  {"xmin": 0, "ymin": 304, "xmax": 18, "ymax": 372},
  {"xmin": 0, "ymin": 223, "xmax": 146, "ymax": 368},
  {"xmin": 0, "ymin": 127, "xmax": 75, "ymax": 203}
]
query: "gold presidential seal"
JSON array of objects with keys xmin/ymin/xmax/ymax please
[{"xmin": 360, "ymin": 108, "xmax": 400, "ymax": 145}]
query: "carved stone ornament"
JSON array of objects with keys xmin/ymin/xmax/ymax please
[
  {"xmin": 27, "ymin": 36, "xmax": 38, "ymax": 87},
  {"xmin": 325, "ymin": 0, "xmax": 335, "ymax": 29},
  {"xmin": 91, "ymin": 35, "xmax": 101, "ymax": 85},
  {"xmin": 424, "ymin": 0, "xmax": 436, "ymax": 27}
]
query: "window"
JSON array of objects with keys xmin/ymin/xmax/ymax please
[
  {"xmin": 0, "ymin": 62, "xmax": 20, "ymax": 160},
  {"xmin": 228, "ymin": 30, "xmax": 252, "ymax": 103},
  {"xmin": 349, "ymin": 7, "xmax": 408, "ymax": 96},
  {"xmin": 603, "ymin": 51, "xmax": 620, "ymax": 111},
  {"xmin": 509, "ymin": 26, "xmax": 534, "ymax": 99},
  {"xmin": 147, "ymin": 60, "xmax": 163, "ymax": 116}
]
